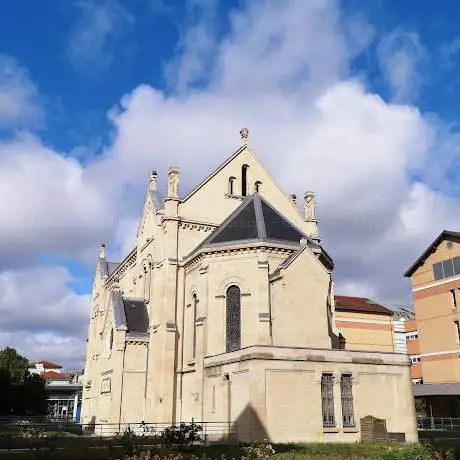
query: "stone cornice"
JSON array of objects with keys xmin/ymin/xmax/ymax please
[
  {"xmin": 204, "ymin": 345, "xmax": 411, "ymax": 368},
  {"xmin": 183, "ymin": 243, "xmax": 294, "ymax": 270},
  {"xmin": 106, "ymin": 247, "xmax": 137, "ymax": 286}
]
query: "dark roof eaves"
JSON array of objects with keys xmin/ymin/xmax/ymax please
[{"xmin": 404, "ymin": 230, "xmax": 460, "ymax": 277}]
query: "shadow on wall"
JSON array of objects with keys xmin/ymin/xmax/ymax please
[{"xmin": 213, "ymin": 404, "xmax": 268, "ymax": 444}]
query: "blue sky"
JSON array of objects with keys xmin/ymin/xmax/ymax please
[{"xmin": 2, "ymin": 0, "xmax": 460, "ymax": 368}]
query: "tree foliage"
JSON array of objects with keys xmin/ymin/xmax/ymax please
[{"xmin": 0, "ymin": 347, "xmax": 47, "ymax": 415}]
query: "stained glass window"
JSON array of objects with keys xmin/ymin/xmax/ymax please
[
  {"xmin": 226, "ymin": 285, "xmax": 241, "ymax": 352},
  {"xmin": 321, "ymin": 374, "xmax": 335, "ymax": 428},
  {"xmin": 341, "ymin": 374, "xmax": 355, "ymax": 427}
]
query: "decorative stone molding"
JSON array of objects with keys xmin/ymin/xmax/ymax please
[
  {"xmin": 179, "ymin": 221, "xmax": 216, "ymax": 232},
  {"xmin": 206, "ymin": 365, "xmax": 222, "ymax": 377},
  {"xmin": 196, "ymin": 315, "xmax": 206, "ymax": 326},
  {"xmin": 199, "ymin": 265, "xmax": 209, "ymax": 275},
  {"xmin": 166, "ymin": 321, "xmax": 177, "ymax": 332},
  {"xmin": 224, "ymin": 193, "xmax": 244, "ymax": 201},
  {"xmin": 258, "ymin": 312, "xmax": 270, "ymax": 323}
]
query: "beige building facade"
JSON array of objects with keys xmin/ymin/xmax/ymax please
[{"xmin": 81, "ymin": 130, "xmax": 417, "ymax": 443}]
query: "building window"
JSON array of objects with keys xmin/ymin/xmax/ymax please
[
  {"xmin": 455, "ymin": 321, "xmax": 460, "ymax": 343},
  {"xmin": 413, "ymin": 379, "xmax": 423, "ymax": 384},
  {"xmin": 254, "ymin": 181, "xmax": 262, "ymax": 193},
  {"xmin": 433, "ymin": 257, "xmax": 460, "ymax": 281},
  {"xmin": 192, "ymin": 294, "xmax": 198, "ymax": 358},
  {"xmin": 109, "ymin": 328, "xmax": 114, "ymax": 351},
  {"xmin": 228, "ymin": 177, "xmax": 236, "ymax": 195},
  {"xmin": 226, "ymin": 285, "xmax": 241, "ymax": 352},
  {"xmin": 406, "ymin": 332, "xmax": 418, "ymax": 341},
  {"xmin": 410, "ymin": 356, "xmax": 421, "ymax": 363},
  {"xmin": 143, "ymin": 263, "xmax": 152, "ymax": 302},
  {"xmin": 321, "ymin": 373, "xmax": 335, "ymax": 428},
  {"xmin": 241, "ymin": 165, "xmax": 249, "ymax": 197},
  {"xmin": 340, "ymin": 374, "xmax": 355, "ymax": 428},
  {"xmin": 452, "ymin": 290, "xmax": 458, "ymax": 309}
]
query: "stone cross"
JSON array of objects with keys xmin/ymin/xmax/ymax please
[
  {"xmin": 240, "ymin": 128, "xmax": 249, "ymax": 145},
  {"xmin": 304, "ymin": 191, "xmax": 316, "ymax": 220},
  {"xmin": 149, "ymin": 170, "xmax": 158, "ymax": 192}
]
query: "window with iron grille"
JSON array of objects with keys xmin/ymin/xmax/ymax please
[
  {"xmin": 226, "ymin": 285, "xmax": 241, "ymax": 352},
  {"xmin": 321, "ymin": 373, "xmax": 335, "ymax": 428},
  {"xmin": 340, "ymin": 374, "xmax": 355, "ymax": 428}
]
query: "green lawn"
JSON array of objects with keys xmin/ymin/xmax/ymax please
[{"xmin": 0, "ymin": 442, "xmax": 450, "ymax": 460}]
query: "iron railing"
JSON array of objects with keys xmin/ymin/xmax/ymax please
[
  {"xmin": 0, "ymin": 418, "xmax": 235, "ymax": 444},
  {"xmin": 417, "ymin": 417, "xmax": 460, "ymax": 431}
]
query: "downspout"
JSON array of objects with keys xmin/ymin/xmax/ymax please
[
  {"xmin": 118, "ymin": 342, "xmax": 127, "ymax": 431},
  {"xmin": 179, "ymin": 264, "xmax": 186, "ymax": 423},
  {"xmin": 143, "ymin": 341, "xmax": 149, "ymax": 421}
]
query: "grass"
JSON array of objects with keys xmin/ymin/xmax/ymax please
[{"xmin": 0, "ymin": 442, "xmax": 447, "ymax": 460}]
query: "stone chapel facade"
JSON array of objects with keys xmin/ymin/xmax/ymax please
[{"xmin": 81, "ymin": 130, "xmax": 417, "ymax": 443}]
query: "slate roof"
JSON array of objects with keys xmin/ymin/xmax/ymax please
[
  {"xmin": 335, "ymin": 295, "xmax": 393, "ymax": 315},
  {"xmin": 404, "ymin": 230, "xmax": 460, "ymax": 277},
  {"xmin": 123, "ymin": 298, "xmax": 149, "ymax": 334},
  {"xmin": 198, "ymin": 193, "xmax": 313, "ymax": 250},
  {"xmin": 110, "ymin": 292, "xmax": 149, "ymax": 333},
  {"xmin": 99, "ymin": 259, "xmax": 120, "ymax": 278},
  {"xmin": 413, "ymin": 382, "xmax": 460, "ymax": 397}
]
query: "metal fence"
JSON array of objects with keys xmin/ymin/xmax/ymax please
[
  {"xmin": 0, "ymin": 417, "xmax": 235, "ymax": 444},
  {"xmin": 417, "ymin": 417, "xmax": 460, "ymax": 431}
]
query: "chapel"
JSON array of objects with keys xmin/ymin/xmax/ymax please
[{"xmin": 81, "ymin": 129, "xmax": 417, "ymax": 443}]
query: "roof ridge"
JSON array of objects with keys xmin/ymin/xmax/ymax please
[{"xmin": 253, "ymin": 193, "xmax": 266, "ymax": 239}]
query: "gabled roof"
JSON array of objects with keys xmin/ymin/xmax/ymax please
[
  {"xmin": 123, "ymin": 297, "xmax": 149, "ymax": 334},
  {"xmin": 40, "ymin": 371, "xmax": 70, "ymax": 380},
  {"xmin": 182, "ymin": 145, "xmax": 246, "ymax": 202},
  {"xmin": 31, "ymin": 361, "xmax": 62, "ymax": 369},
  {"xmin": 195, "ymin": 192, "xmax": 314, "ymax": 250},
  {"xmin": 99, "ymin": 258, "xmax": 120, "ymax": 279},
  {"xmin": 111, "ymin": 292, "xmax": 149, "ymax": 334},
  {"xmin": 404, "ymin": 230, "xmax": 460, "ymax": 277},
  {"xmin": 335, "ymin": 295, "xmax": 393, "ymax": 315}
]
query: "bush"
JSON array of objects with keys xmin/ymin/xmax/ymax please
[
  {"xmin": 242, "ymin": 440, "xmax": 275, "ymax": 460},
  {"xmin": 162, "ymin": 422, "xmax": 203, "ymax": 450}
]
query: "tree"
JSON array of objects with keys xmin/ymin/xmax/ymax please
[
  {"xmin": 0, "ymin": 347, "xmax": 47, "ymax": 416},
  {"xmin": 0, "ymin": 347, "xmax": 28, "ymax": 385}
]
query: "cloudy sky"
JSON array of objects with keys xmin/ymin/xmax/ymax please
[{"xmin": 1, "ymin": 0, "xmax": 460, "ymax": 369}]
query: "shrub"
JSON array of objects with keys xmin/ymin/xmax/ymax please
[
  {"xmin": 241, "ymin": 440, "xmax": 275, "ymax": 460},
  {"xmin": 162, "ymin": 422, "xmax": 203, "ymax": 450}
]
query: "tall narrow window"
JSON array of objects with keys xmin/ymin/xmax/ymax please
[
  {"xmin": 192, "ymin": 294, "xmax": 198, "ymax": 358},
  {"xmin": 226, "ymin": 285, "xmax": 241, "ymax": 352},
  {"xmin": 452, "ymin": 289, "xmax": 458, "ymax": 309},
  {"xmin": 321, "ymin": 374, "xmax": 335, "ymax": 428},
  {"xmin": 254, "ymin": 181, "xmax": 262, "ymax": 193},
  {"xmin": 340, "ymin": 374, "xmax": 355, "ymax": 428},
  {"xmin": 228, "ymin": 177, "xmax": 236, "ymax": 195},
  {"xmin": 455, "ymin": 320, "xmax": 460, "ymax": 343},
  {"xmin": 241, "ymin": 165, "xmax": 249, "ymax": 197}
]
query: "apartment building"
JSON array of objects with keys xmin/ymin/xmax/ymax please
[
  {"xmin": 404, "ymin": 230, "xmax": 460, "ymax": 417},
  {"xmin": 334, "ymin": 295, "xmax": 395, "ymax": 352}
]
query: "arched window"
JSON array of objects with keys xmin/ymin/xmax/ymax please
[
  {"xmin": 226, "ymin": 285, "xmax": 241, "ymax": 352},
  {"xmin": 228, "ymin": 177, "xmax": 236, "ymax": 195},
  {"xmin": 192, "ymin": 294, "xmax": 198, "ymax": 358},
  {"xmin": 255, "ymin": 181, "xmax": 262, "ymax": 193},
  {"xmin": 241, "ymin": 165, "xmax": 249, "ymax": 197}
]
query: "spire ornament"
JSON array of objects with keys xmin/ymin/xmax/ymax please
[{"xmin": 240, "ymin": 128, "xmax": 249, "ymax": 145}]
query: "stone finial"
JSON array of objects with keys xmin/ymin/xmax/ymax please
[
  {"xmin": 290, "ymin": 194, "xmax": 297, "ymax": 206},
  {"xmin": 304, "ymin": 191, "xmax": 316, "ymax": 220},
  {"xmin": 149, "ymin": 170, "xmax": 158, "ymax": 192},
  {"xmin": 240, "ymin": 128, "xmax": 249, "ymax": 145},
  {"xmin": 304, "ymin": 191, "xmax": 319, "ymax": 241},
  {"xmin": 99, "ymin": 243, "xmax": 106, "ymax": 259},
  {"xmin": 167, "ymin": 166, "xmax": 179, "ymax": 198}
]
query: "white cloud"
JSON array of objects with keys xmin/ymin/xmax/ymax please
[
  {"xmin": 0, "ymin": 266, "xmax": 89, "ymax": 369},
  {"xmin": 377, "ymin": 28, "xmax": 427, "ymax": 101},
  {"xmin": 0, "ymin": 55, "xmax": 42, "ymax": 128},
  {"xmin": 3, "ymin": 0, "xmax": 460, "ymax": 366},
  {"xmin": 67, "ymin": 0, "xmax": 134, "ymax": 72}
]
